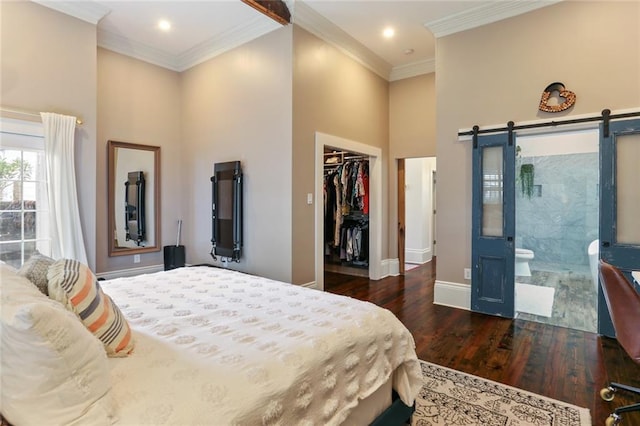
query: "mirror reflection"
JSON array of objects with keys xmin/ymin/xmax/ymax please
[
  {"xmin": 124, "ymin": 170, "xmax": 146, "ymax": 246},
  {"xmin": 108, "ymin": 140, "xmax": 160, "ymax": 256}
]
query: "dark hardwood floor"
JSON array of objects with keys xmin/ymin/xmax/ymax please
[{"xmin": 325, "ymin": 259, "xmax": 640, "ymax": 426}]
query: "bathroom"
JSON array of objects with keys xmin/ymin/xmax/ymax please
[{"xmin": 514, "ymin": 128, "xmax": 599, "ymax": 333}]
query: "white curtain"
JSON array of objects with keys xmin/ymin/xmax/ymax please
[{"xmin": 40, "ymin": 112, "xmax": 88, "ymax": 264}]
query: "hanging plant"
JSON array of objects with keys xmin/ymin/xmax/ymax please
[{"xmin": 520, "ymin": 164, "xmax": 535, "ymax": 198}]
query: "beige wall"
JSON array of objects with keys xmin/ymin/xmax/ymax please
[
  {"xmin": 390, "ymin": 73, "xmax": 436, "ymax": 159},
  {"xmin": 96, "ymin": 48, "xmax": 182, "ymax": 273},
  {"xmin": 388, "ymin": 73, "xmax": 436, "ymax": 258},
  {"xmin": 1, "ymin": 1, "xmax": 97, "ymax": 269},
  {"xmin": 435, "ymin": 1, "xmax": 640, "ymax": 284},
  {"xmin": 181, "ymin": 26, "xmax": 293, "ymax": 283},
  {"xmin": 8, "ymin": 1, "xmax": 632, "ymax": 288},
  {"xmin": 291, "ymin": 25, "xmax": 390, "ymax": 284}
]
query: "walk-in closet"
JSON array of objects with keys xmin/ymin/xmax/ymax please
[{"xmin": 323, "ymin": 148, "xmax": 370, "ymax": 276}]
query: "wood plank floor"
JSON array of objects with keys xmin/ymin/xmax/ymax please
[{"xmin": 324, "ymin": 259, "xmax": 640, "ymax": 426}]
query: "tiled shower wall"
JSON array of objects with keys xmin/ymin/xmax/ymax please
[{"xmin": 516, "ymin": 152, "xmax": 598, "ymax": 273}]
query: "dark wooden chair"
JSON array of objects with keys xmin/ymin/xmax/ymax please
[{"xmin": 599, "ymin": 259, "xmax": 640, "ymax": 426}]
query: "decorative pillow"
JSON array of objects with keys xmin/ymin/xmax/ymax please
[
  {"xmin": 0, "ymin": 264, "xmax": 114, "ymax": 426},
  {"xmin": 17, "ymin": 251, "xmax": 55, "ymax": 295},
  {"xmin": 47, "ymin": 259, "xmax": 135, "ymax": 357}
]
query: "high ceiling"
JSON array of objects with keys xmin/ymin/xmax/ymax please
[{"xmin": 33, "ymin": 0, "xmax": 560, "ymax": 80}]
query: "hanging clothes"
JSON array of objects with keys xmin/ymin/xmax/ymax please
[
  {"xmin": 362, "ymin": 168, "xmax": 369, "ymax": 214},
  {"xmin": 333, "ymin": 172, "xmax": 343, "ymax": 247},
  {"xmin": 324, "ymin": 156, "xmax": 370, "ymax": 269},
  {"xmin": 341, "ymin": 162, "xmax": 351, "ymax": 216},
  {"xmin": 324, "ymin": 171, "xmax": 337, "ymax": 249}
]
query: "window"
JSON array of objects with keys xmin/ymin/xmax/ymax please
[{"xmin": 0, "ymin": 119, "xmax": 50, "ymax": 268}]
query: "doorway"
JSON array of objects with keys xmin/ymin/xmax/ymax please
[
  {"xmin": 323, "ymin": 147, "xmax": 370, "ymax": 277},
  {"xmin": 314, "ymin": 132, "xmax": 382, "ymax": 291},
  {"xmin": 471, "ymin": 115, "xmax": 640, "ymax": 335},
  {"xmin": 403, "ymin": 157, "xmax": 436, "ymax": 273},
  {"xmin": 514, "ymin": 129, "xmax": 599, "ymax": 333}
]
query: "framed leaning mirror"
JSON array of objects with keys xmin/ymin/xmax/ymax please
[{"xmin": 108, "ymin": 140, "xmax": 161, "ymax": 256}]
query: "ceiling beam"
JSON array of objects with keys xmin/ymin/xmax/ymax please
[{"xmin": 241, "ymin": 0, "xmax": 291, "ymax": 26}]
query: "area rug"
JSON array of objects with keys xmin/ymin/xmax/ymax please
[
  {"xmin": 515, "ymin": 282, "xmax": 555, "ymax": 317},
  {"xmin": 412, "ymin": 361, "xmax": 591, "ymax": 426}
]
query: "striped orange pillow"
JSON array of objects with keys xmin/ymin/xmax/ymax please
[{"xmin": 47, "ymin": 259, "xmax": 134, "ymax": 357}]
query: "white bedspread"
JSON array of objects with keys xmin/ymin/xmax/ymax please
[{"xmin": 103, "ymin": 266, "xmax": 422, "ymax": 426}]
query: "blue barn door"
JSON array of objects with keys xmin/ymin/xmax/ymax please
[
  {"xmin": 598, "ymin": 118, "xmax": 640, "ymax": 336},
  {"xmin": 471, "ymin": 132, "xmax": 516, "ymax": 317}
]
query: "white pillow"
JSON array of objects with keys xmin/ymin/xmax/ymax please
[{"xmin": 0, "ymin": 265, "xmax": 115, "ymax": 426}]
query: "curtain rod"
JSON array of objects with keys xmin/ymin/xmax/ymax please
[
  {"xmin": 1, "ymin": 106, "xmax": 83, "ymax": 126},
  {"xmin": 458, "ymin": 109, "xmax": 640, "ymax": 137}
]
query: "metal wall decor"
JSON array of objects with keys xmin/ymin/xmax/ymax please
[
  {"xmin": 538, "ymin": 82, "xmax": 576, "ymax": 113},
  {"xmin": 210, "ymin": 161, "xmax": 243, "ymax": 262}
]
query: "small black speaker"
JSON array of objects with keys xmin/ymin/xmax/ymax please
[{"xmin": 164, "ymin": 245, "xmax": 185, "ymax": 271}]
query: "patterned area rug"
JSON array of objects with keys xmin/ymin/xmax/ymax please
[{"xmin": 412, "ymin": 361, "xmax": 591, "ymax": 426}]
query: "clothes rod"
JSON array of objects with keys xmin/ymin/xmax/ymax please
[
  {"xmin": 1, "ymin": 106, "xmax": 83, "ymax": 126},
  {"xmin": 458, "ymin": 109, "xmax": 640, "ymax": 137}
]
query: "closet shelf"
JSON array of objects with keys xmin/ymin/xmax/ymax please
[{"xmin": 324, "ymin": 150, "xmax": 368, "ymax": 167}]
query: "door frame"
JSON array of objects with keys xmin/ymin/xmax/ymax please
[
  {"xmin": 397, "ymin": 158, "xmax": 438, "ymax": 275},
  {"xmin": 398, "ymin": 159, "xmax": 405, "ymax": 275},
  {"xmin": 432, "ymin": 170, "xmax": 437, "ymax": 257}
]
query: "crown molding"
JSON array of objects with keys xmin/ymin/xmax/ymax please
[
  {"xmin": 32, "ymin": 1, "xmax": 110, "ymax": 25},
  {"xmin": 176, "ymin": 16, "xmax": 280, "ymax": 72},
  {"xmin": 36, "ymin": 0, "xmax": 559, "ymax": 80},
  {"xmin": 98, "ymin": 29, "xmax": 181, "ymax": 71},
  {"xmin": 389, "ymin": 59, "xmax": 435, "ymax": 82},
  {"xmin": 425, "ymin": 0, "xmax": 562, "ymax": 38},
  {"xmin": 98, "ymin": 16, "xmax": 280, "ymax": 72},
  {"xmin": 293, "ymin": 1, "xmax": 392, "ymax": 81}
]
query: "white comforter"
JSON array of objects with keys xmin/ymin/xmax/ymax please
[{"xmin": 103, "ymin": 266, "xmax": 422, "ymax": 426}]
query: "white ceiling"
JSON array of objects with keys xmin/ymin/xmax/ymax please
[{"xmin": 33, "ymin": 0, "xmax": 560, "ymax": 81}]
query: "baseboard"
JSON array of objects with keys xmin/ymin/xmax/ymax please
[
  {"xmin": 434, "ymin": 280, "xmax": 471, "ymax": 310},
  {"xmin": 96, "ymin": 264, "xmax": 164, "ymax": 280},
  {"xmin": 405, "ymin": 248, "xmax": 431, "ymax": 264},
  {"xmin": 381, "ymin": 258, "xmax": 400, "ymax": 277},
  {"xmin": 301, "ymin": 281, "xmax": 317, "ymax": 289}
]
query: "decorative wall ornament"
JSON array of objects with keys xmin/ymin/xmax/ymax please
[{"xmin": 538, "ymin": 82, "xmax": 576, "ymax": 113}]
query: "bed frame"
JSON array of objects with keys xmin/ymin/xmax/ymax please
[{"xmin": 370, "ymin": 392, "xmax": 414, "ymax": 426}]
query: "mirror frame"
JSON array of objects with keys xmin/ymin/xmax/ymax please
[{"xmin": 108, "ymin": 140, "xmax": 161, "ymax": 256}]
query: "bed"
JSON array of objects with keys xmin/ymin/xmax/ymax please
[{"xmin": 1, "ymin": 262, "xmax": 422, "ymax": 426}]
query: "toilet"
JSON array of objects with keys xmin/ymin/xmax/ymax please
[
  {"xmin": 515, "ymin": 248, "xmax": 535, "ymax": 277},
  {"xmin": 588, "ymin": 239, "xmax": 599, "ymax": 290}
]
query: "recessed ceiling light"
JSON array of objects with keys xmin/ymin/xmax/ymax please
[
  {"xmin": 158, "ymin": 20, "xmax": 171, "ymax": 31},
  {"xmin": 383, "ymin": 27, "xmax": 395, "ymax": 39}
]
